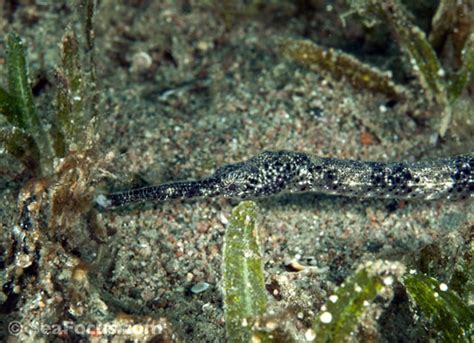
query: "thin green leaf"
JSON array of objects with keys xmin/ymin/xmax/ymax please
[
  {"xmin": 6, "ymin": 32, "xmax": 53, "ymax": 175},
  {"xmin": 223, "ymin": 201, "xmax": 268, "ymax": 343},
  {"xmin": 312, "ymin": 260, "xmax": 405, "ymax": 342},
  {"xmin": 404, "ymin": 273, "xmax": 474, "ymax": 342},
  {"xmin": 55, "ymin": 29, "xmax": 85, "ymax": 151},
  {"xmin": 448, "ymin": 33, "xmax": 474, "ymax": 103},
  {"xmin": 0, "ymin": 87, "xmax": 22, "ymax": 127},
  {"xmin": 7, "ymin": 32, "xmax": 41, "ymax": 133},
  {"xmin": 79, "ymin": 0, "xmax": 99, "ymax": 120},
  {"xmin": 281, "ymin": 38, "xmax": 408, "ymax": 99},
  {"xmin": 373, "ymin": 0, "xmax": 447, "ymax": 105}
]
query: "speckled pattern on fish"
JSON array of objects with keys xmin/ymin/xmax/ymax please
[{"xmin": 97, "ymin": 151, "xmax": 474, "ymax": 208}]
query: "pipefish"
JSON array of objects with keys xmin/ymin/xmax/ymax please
[{"xmin": 96, "ymin": 151, "xmax": 474, "ymax": 208}]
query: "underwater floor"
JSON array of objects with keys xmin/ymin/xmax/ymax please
[{"xmin": 0, "ymin": 1, "xmax": 473, "ymax": 342}]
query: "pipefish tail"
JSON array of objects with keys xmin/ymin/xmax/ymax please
[{"xmin": 96, "ymin": 151, "xmax": 474, "ymax": 208}]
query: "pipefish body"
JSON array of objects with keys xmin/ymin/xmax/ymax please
[{"xmin": 96, "ymin": 151, "xmax": 474, "ymax": 208}]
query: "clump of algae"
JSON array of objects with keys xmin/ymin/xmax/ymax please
[
  {"xmin": 0, "ymin": 1, "xmax": 116, "ymax": 341},
  {"xmin": 222, "ymin": 201, "xmax": 474, "ymax": 342},
  {"xmin": 281, "ymin": 0, "xmax": 474, "ymax": 137}
]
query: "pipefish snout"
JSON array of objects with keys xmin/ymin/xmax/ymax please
[{"xmin": 96, "ymin": 151, "xmax": 474, "ymax": 208}]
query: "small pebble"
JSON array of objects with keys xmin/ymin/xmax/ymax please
[
  {"xmin": 130, "ymin": 51, "xmax": 153, "ymax": 74},
  {"xmin": 320, "ymin": 311, "xmax": 332, "ymax": 324},
  {"xmin": 439, "ymin": 283, "xmax": 448, "ymax": 291},
  {"xmin": 305, "ymin": 328, "xmax": 316, "ymax": 341},
  {"xmin": 219, "ymin": 212, "xmax": 229, "ymax": 225},
  {"xmin": 191, "ymin": 282, "xmax": 210, "ymax": 294},
  {"xmin": 286, "ymin": 260, "xmax": 305, "ymax": 271},
  {"xmin": 383, "ymin": 276, "xmax": 394, "ymax": 286}
]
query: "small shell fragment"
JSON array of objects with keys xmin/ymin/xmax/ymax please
[{"xmin": 191, "ymin": 282, "xmax": 210, "ymax": 294}]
